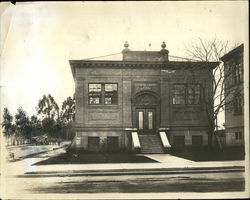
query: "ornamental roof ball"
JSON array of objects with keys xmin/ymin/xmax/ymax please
[
  {"xmin": 161, "ymin": 41, "xmax": 166, "ymax": 49},
  {"xmin": 124, "ymin": 41, "xmax": 129, "ymax": 48}
]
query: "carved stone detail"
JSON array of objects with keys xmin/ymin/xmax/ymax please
[{"xmin": 135, "ymin": 94, "xmax": 158, "ymax": 106}]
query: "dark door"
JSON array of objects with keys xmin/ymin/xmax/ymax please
[{"xmin": 136, "ymin": 108, "xmax": 156, "ymax": 134}]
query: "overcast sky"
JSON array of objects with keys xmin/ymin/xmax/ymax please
[{"xmin": 0, "ymin": 1, "xmax": 248, "ymax": 123}]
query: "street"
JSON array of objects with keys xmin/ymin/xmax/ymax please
[
  {"xmin": 7, "ymin": 171, "xmax": 244, "ymax": 193},
  {"xmin": 1, "ymin": 144, "xmax": 246, "ymax": 197}
]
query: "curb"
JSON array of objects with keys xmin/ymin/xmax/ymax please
[{"xmin": 20, "ymin": 166, "xmax": 245, "ymax": 178}]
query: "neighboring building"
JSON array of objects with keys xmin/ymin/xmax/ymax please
[
  {"xmin": 220, "ymin": 44, "xmax": 244, "ymax": 146},
  {"xmin": 69, "ymin": 42, "xmax": 219, "ymax": 153}
]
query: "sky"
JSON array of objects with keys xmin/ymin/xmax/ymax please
[{"xmin": 0, "ymin": 1, "xmax": 248, "ymax": 125}]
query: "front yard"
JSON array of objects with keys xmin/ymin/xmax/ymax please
[
  {"xmin": 170, "ymin": 146, "xmax": 245, "ymax": 161},
  {"xmin": 33, "ymin": 152, "xmax": 158, "ymax": 165}
]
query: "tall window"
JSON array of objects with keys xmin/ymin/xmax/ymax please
[
  {"xmin": 88, "ymin": 84, "xmax": 102, "ymax": 104},
  {"xmin": 187, "ymin": 84, "xmax": 200, "ymax": 104},
  {"xmin": 233, "ymin": 57, "xmax": 243, "ymax": 85},
  {"xmin": 173, "ymin": 84, "xmax": 185, "ymax": 104},
  {"xmin": 104, "ymin": 84, "xmax": 118, "ymax": 105},
  {"xmin": 234, "ymin": 95, "xmax": 243, "ymax": 115},
  {"xmin": 173, "ymin": 84, "xmax": 200, "ymax": 105},
  {"xmin": 88, "ymin": 83, "xmax": 118, "ymax": 105}
]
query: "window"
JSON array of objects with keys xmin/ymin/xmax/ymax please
[
  {"xmin": 104, "ymin": 84, "xmax": 118, "ymax": 105},
  {"xmin": 138, "ymin": 111, "xmax": 143, "ymax": 130},
  {"xmin": 89, "ymin": 84, "xmax": 102, "ymax": 104},
  {"xmin": 188, "ymin": 84, "xmax": 200, "ymax": 104},
  {"xmin": 88, "ymin": 83, "xmax": 118, "ymax": 105},
  {"xmin": 173, "ymin": 136, "xmax": 185, "ymax": 147},
  {"xmin": 148, "ymin": 111, "xmax": 153, "ymax": 130},
  {"xmin": 173, "ymin": 84, "xmax": 185, "ymax": 104},
  {"xmin": 234, "ymin": 95, "xmax": 243, "ymax": 115},
  {"xmin": 233, "ymin": 57, "xmax": 243, "ymax": 85},
  {"xmin": 235, "ymin": 132, "xmax": 242, "ymax": 140},
  {"xmin": 88, "ymin": 137, "xmax": 100, "ymax": 151},
  {"xmin": 173, "ymin": 84, "xmax": 201, "ymax": 105},
  {"xmin": 107, "ymin": 136, "xmax": 119, "ymax": 152},
  {"xmin": 192, "ymin": 136, "xmax": 203, "ymax": 146}
]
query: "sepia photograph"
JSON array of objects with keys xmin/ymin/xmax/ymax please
[{"xmin": 0, "ymin": 1, "xmax": 249, "ymax": 199}]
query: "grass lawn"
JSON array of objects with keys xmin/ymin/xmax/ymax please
[
  {"xmin": 33, "ymin": 152, "xmax": 158, "ymax": 165},
  {"xmin": 170, "ymin": 146, "xmax": 245, "ymax": 161}
]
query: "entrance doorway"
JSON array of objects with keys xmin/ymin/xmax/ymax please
[{"xmin": 136, "ymin": 108, "xmax": 156, "ymax": 134}]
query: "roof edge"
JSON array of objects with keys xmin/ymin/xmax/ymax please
[{"xmin": 220, "ymin": 43, "xmax": 244, "ymax": 61}]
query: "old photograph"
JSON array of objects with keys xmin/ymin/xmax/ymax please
[{"xmin": 0, "ymin": 1, "xmax": 249, "ymax": 199}]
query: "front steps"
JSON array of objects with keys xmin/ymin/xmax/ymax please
[{"xmin": 138, "ymin": 134, "xmax": 164, "ymax": 154}]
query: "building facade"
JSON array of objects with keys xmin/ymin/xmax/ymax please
[
  {"xmin": 69, "ymin": 42, "xmax": 219, "ymax": 153},
  {"xmin": 220, "ymin": 44, "xmax": 244, "ymax": 146}
]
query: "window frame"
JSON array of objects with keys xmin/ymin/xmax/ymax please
[
  {"xmin": 104, "ymin": 83, "xmax": 118, "ymax": 105},
  {"xmin": 173, "ymin": 84, "xmax": 186, "ymax": 105},
  {"xmin": 233, "ymin": 95, "xmax": 243, "ymax": 115},
  {"xmin": 173, "ymin": 83, "xmax": 201, "ymax": 105},
  {"xmin": 233, "ymin": 57, "xmax": 243, "ymax": 85},
  {"xmin": 187, "ymin": 84, "xmax": 201, "ymax": 105},
  {"xmin": 88, "ymin": 83, "xmax": 118, "ymax": 105},
  {"xmin": 88, "ymin": 83, "xmax": 102, "ymax": 105},
  {"xmin": 235, "ymin": 132, "xmax": 242, "ymax": 140}
]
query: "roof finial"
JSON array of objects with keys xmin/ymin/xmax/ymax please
[
  {"xmin": 124, "ymin": 41, "xmax": 129, "ymax": 48},
  {"xmin": 161, "ymin": 41, "xmax": 166, "ymax": 49}
]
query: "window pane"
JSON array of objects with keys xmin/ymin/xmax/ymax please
[
  {"xmin": 234, "ymin": 96, "xmax": 243, "ymax": 115},
  {"xmin": 89, "ymin": 84, "xmax": 101, "ymax": 92},
  {"xmin": 104, "ymin": 84, "xmax": 118, "ymax": 104},
  {"xmin": 188, "ymin": 84, "xmax": 200, "ymax": 104},
  {"xmin": 105, "ymin": 84, "xmax": 117, "ymax": 92},
  {"xmin": 89, "ymin": 97, "xmax": 100, "ymax": 104},
  {"xmin": 89, "ymin": 84, "xmax": 102, "ymax": 104},
  {"xmin": 139, "ymin": 111, "xmax": 143, "ymax": 130},
  {"xmin": 173, "ymin": 85, "xmax": 185, "ymax": 104},
  {"xmin": 105, "ymin": 97, "xmax": 112, "ymax": 105},
  {"xmin": 148, "ymin": 112, "xmax": 153, "ymax": 130}
]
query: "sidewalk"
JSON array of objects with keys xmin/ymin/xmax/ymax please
[
  {"xmin": 23, "ymin": 151, "xmax": 245, "ymax": 176},
  {"xmin": 6, "ymin": 144, "xmax": 59, "ymax": 160}
]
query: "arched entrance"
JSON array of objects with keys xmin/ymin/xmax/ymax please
[{"xmin": 132, "ymin": 91, "xmax": 160, "ymax": 134}]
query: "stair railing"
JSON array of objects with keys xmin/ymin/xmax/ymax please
[
  {"xmin": 159, "ymin": 131, "xmax": 171, "ymax": 153},
  {"xmin": 131, "ymin": 132, "xmax": 141, "ymax": 153}
]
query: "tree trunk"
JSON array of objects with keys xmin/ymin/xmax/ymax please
[
  {"xmin": 207, "ymin": 125, "xmax": 215, "ymax": 148},
  {"xmin": 208, "ymin": 131, "xmax": 213, "ymax": 147}
]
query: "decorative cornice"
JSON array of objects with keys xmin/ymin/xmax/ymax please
[
  {"xmin": 69, "ymin": 60, "xmax": 219, "ymax": 78},
  {"xmin": 70, "ymin": 60, "xmax": 218, "ymax": 68}
]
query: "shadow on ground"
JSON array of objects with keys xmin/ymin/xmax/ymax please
[
  {"xmin": 29, "ymin": 176, "xmax": 244, "ymax": 193},
  {"xmin": 33, "ymin": 152, "xmax": 158, "ymax": 165},
  {"xmin": 170, "ymin": 147, "xmax": 245, "ymax": 162}
]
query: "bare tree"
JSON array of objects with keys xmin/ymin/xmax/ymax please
[{"xmin": 185, "ymin": 37, "xmax": 240, "ymax": 147}]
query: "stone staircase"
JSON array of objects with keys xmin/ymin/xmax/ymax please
[{"xmin": 138, "ymin": 134, "xmax": 164, "ymax": 154}]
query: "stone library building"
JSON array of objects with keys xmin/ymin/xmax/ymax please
[{"xmin": 69, "ymin": 42, "xmax": 219, "ymax": 153}]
